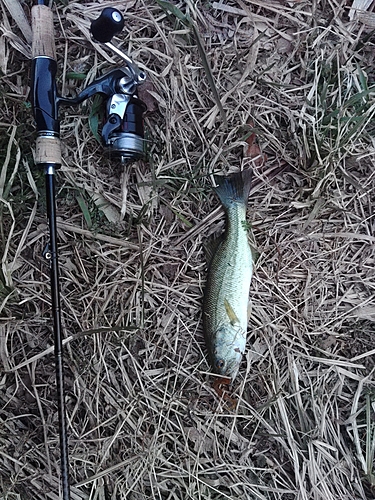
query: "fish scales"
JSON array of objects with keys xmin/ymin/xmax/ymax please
[{"xmin": 203, "ymin": 169, "xmax": 253, "ymax": 381}]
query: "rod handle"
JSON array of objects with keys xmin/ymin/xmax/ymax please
[
  {"xmin": 35, "ymin": 136, "xmax": 61, "ymax": 166},
  {"xmin": 32, "ymin": 4, "xmax": 56, "ymax": 59},
  {"xmin": 91, "ymin": 8, "xmax": 124, "ymax": 43}
]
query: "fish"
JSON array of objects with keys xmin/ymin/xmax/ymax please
[{"xmin": 203, "ymin": 169, "xmax": 253, "ymax": 384}]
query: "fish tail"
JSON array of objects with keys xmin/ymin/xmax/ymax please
[{"xmin": 213, "ymin": 169, "xmax": 252, "ymax": 208}]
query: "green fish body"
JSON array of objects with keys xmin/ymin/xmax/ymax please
[{"xmin": 203, "ymin": 169, "xmax": 253, "ymax": 381}]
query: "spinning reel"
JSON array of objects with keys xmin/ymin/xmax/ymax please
[{"xmin": 32, "ymin": 7, "xmax": 147, "ymax": 165}]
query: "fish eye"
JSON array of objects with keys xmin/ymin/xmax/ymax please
[{"xmin": 216, "ymin": 359, "xmax": 226, "ymax": 370}]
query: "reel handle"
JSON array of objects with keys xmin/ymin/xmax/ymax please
[{"xmin": 91, "ymin": 8, "xmax": 125, "ymax": 43}]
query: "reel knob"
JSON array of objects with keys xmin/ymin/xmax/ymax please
[{"xmin": 91, "ymin": 8, "xmax": 125, "ymax": 43}]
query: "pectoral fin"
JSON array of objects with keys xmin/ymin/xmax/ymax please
[{"xmin": 224, "ymin": 299, "xmax": 240, "ymax": 326}]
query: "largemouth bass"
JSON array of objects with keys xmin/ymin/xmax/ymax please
[{"xmin": 203, "ymin": 169, "xmax": 253, "ymax": 382}]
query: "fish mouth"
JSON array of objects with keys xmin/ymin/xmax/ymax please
[{"xmin": 215, "ymin": 357, "xmax": 240, "ymax": 380}]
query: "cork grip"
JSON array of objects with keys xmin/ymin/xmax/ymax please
[
  {"xmin": 36, "ymin": 136, "xmax": 61, "ymax": 165},
  {"xmin": 32, "ymin": 5, "xmax": 56, "ymax": 59}
]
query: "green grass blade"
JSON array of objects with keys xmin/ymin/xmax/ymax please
[
  {"xmin": 156, "ymin": 0, "xmax": 189, "ymax": 24},
  {"xmin": 76, "ymin": 194, "xmax": 93, "ymax": 229},
  {"xmin": 88, "ymin": 95, "xmax": 104, "ymax": 144}
]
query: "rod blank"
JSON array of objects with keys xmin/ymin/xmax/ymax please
[{"xmin": 31, "ymin": 2, "xmax": 71, "ymax": 499}]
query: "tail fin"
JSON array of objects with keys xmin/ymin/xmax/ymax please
[{"xmin": 213, "ymin": 169, "xmax": 252, "ymax": 208}]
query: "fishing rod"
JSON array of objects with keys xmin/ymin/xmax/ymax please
[{"xmin": 30, "ymin": 2, "xmax": 147, "ymax": 498}]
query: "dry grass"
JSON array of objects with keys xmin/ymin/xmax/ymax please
[{"xmin": 1, "ymin": 0, "xmax": 375, "ymax": 498}]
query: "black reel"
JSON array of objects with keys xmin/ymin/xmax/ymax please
[{"xmin": 90, "ymin": 8, "xmax": 147, "ymax": 163}]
